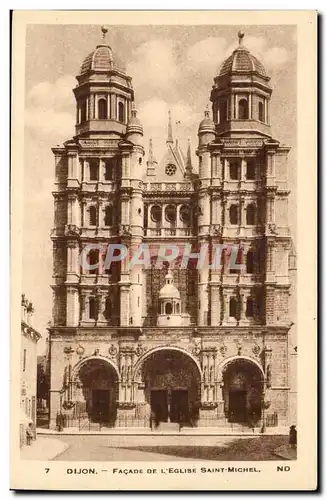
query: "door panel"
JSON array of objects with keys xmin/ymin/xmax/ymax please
[
  {"xmin": 151, "ymin": 390, "xmax": 168, "ymax": 424},
  {"xmin": 92, "ymin": 389, "xmax": 110, "ymax": 423},
  {"xmin": 228, "ymin": 390, "xmax": 247, "ymax": 423},
  {"xmin": 171, "ymin": 390, "xmax": 188, "ymax": 423}
]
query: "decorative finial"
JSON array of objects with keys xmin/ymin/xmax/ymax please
[
  {"xmin": 149, "ymin": 138, "xmax": 153, "ymax": 160},
  {"xmin": 186, "ymin": 138, "xmax": 192, "ymax": 173},
  {"xmin": 204, "ymin": 104, "xmax": 210, "ymax": 119},
  {"xmin": 131, "ymin": 102, "xmax": 137, "ymax": 117},
  {"xmin": 238, "ymin": 30, "xmax": 245, "ymax": 46},
  {"xmin": 166, "ymin": 110, "xmax": 173, "ymax": 144},
  {"xmin": 101, "ymin": 25, "xmax": 108, "ymax": 41}
]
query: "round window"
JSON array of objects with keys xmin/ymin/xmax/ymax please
[{"xmin": 165, "ymin": 163, "xmax": 177, "ymax": 176}]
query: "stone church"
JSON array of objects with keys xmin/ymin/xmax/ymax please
[{"xmin": 49, "ymin": 30, "xmax": 296, "ymax": 431}]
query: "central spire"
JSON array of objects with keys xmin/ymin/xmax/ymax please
[{"xmin": 166, "ymin": 110, "xmax": 174, "ymax": 145}]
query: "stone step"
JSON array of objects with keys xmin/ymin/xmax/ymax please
[{"xmin": 157, "ymin": 422, "xmax": 180, "ymax": 432}]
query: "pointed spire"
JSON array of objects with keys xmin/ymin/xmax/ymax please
[
  {"xmin": 186, "ymin": 138, "xmax": 193, "ymax": 174},
  {"xmin": 149, "ymin": 138, "xmax": 153, "ymax": 161},
  {"xmin": 166, "ymin": 110, "xmax": 173, "ymax": 144},
  {"xmin": 147, "ymin": 138, "xmax": 157, "ymax": 171}
]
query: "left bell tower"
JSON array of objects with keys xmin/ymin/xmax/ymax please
[
  {"xmin": 49, "ymin": 27, "xmax": 144, "ymax": 428},
  {"xmin": 73, "ymin": 26, "xmax": 134, "ymax": 138}
]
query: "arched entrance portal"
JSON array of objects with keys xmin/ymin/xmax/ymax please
[
  {"xmin": 222, "ymin": 359, "xmax": 263, "ymax": 425},
  {"xmin": 73, "ymin": 359, "xmax": 118, "ymax": 426},
  {"xmin": 140, "ymin": 349, "xmax": 201, "ymax": 426}
]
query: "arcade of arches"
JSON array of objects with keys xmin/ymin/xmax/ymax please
[{"xmin": 66, "ymin": 352, "xmax": 266, "ymax": 428}]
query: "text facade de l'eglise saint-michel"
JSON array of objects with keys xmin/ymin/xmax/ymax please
[{"xmin": 49, "ymin": 30, "xmax": 297, "ymax": 432}]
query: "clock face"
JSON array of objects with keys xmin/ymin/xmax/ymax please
[{"xmin": 165, "ymin": 163, "xmax": 177, "ymax": 176}]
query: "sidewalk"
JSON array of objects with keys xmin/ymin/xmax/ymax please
[
  {"xmin": 274, "ymin": 445, "xmax": 297, "ymax": 460},
  {"xmin": 21, "ymin": 437, "xmax": 69, "ymax": 460},
  {"xmin": 37, "ymin": 426, "xmax": 289, "ymax": 437}
]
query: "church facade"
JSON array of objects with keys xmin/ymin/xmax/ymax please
[{"xmin": 49, "ymin": 31, "xmax": 296, "ymax": 431}]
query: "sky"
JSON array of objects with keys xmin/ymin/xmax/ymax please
[{"xmin": 23, "ymin": 24, "xmax": 297, "ymax": 352}]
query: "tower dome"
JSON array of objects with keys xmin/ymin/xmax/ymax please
[
  {"xmin": 80, "ymin": 44, "xmax": 126, "ymax": 75},
  {"xmin": 73, "ymin": 26, "xmax": 134, "ymax": 138},
  {"xmin": 219, "ymin": 33, "xmax": 266, "ymax": 78},
  {"xmin": 159, "ymin": 271, "xmax": 180, "ymax": 300},
  {"xmin": 210, "ymin": 31, "xmax": 272, "ymax": 138}
]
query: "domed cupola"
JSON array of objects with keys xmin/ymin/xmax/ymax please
[
  {"xmin": 80, "ymin": 44, "xmax": 126, "ymax": 75},
  {"xmin": 157, "ymin": 270, "xmax": 184, "ymax": 327},
  {"xmin": 126, "ymin": 103, "xmax": 143, "ymax": 144},
  {"xmin": 73, "ymin": 26, "xmax": 134, "ymax": 139},
  {"xmin": 198, "ymin": 106, "xmax": 216, "ymax": 146},
  {"xmin": 210, "ymin": 31, "xmax": 272, "ymax": 138}
]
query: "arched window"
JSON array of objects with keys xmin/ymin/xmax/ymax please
[
  {"xmin": 229, "ymin": 297, "xmax": 237, "ymax": 318},
  {"xmin": 150, "ymin": 205, "xmax": 162, "ymax": 224},
  {"xmin": 176, "ymin": 303, "xmax": 180, "ymax": 314},
  {"xmin": 80, "ymin": 99, "xmax": 87, "ymax": 123},
  {"xmin": 104, "ymin": 205, "xmax": 113, "ymax": 226},
  {"xmin": 104, "ymin": 297, "xmax": 112, "ymax": 321},
  {"xmin": 88, "ymin": 249, "xmax": 99, "ymax": 275},
  {"xmin": 89, "ymin": 297, "xmax": 97, "ymax": 320},
  {"xmin": 229, "ymin": 205, "xmax": 239, "ymax": 225},
  {"xmin": 246, "ymin": 204, "xmax": 256, "ymax": 225},
  {"xmin": 246, "ymin": 298, "xmax": 254, "ymax": 317},
  {"xmin": 258, "ymin": 101, "xmax": 265, "ymax": 122},
  {"xmin": 220, "ymin": 100, "xmax": 228, "ymax": 122},
  {"xmin": 98, "ymin": 98, "xmax": 108, "ymax": 120},
  {"xmin": 165, "ymin": 205, "xmax": 177, "ymax": 223},
  {"xmin": 229, "ymin": 159, "xmax": 240, "ymax": 180},
  {"xmin": 118, "ymin": 102, "xmax": 124, "ymax": 123},
  {"xmin": 246, "ymin": 250, "xmax": 254, "ymax": 274},
  {"xmin": 165, "ymin": 302, "xmax": 173, "ymax": 315},
  {"xmin": 89, "ymin": 160, "xmax": 99, "ymax": 181},
  {"xmin": 238, "ymin": 98, "xmax": 249, "ymax": 119},
  {"xmin": 89, "ymin": 206, "xmax": 97, "ymax": 226},
  {"xmin": 246, "ymin": 159, "xmax": 256, "ymax": 180},
  {"xmin": 180, "ymin": 205, "xmax": 190, "ymax": 224}
]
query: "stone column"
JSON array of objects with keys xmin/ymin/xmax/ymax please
[
  {"xmin": 80, "ymin": 290, "xmax": 90, "ymax": 323},
  {"xmin": 98, "ymin": 199, "xmax": 103, "ymax": 229},
  {"xmin": 83, "ymin": 160, "xmax": 89, "ymax": 182},
  {"xmin": 222, "ymin": 290, "xmax": 229, "ymax": 324},
  {"xmin": 241, "ymin": 158, "xmax": 247, "ymax": 181},
  {"xmin": 239, "ymin": 291, "xmax": 247, "ymax": 324},
  {"xmin": 110, "ymin": 94, "xmax": 116, "ymax": 120},
  {"xmin": 96, "ymin": 291, "xmax": 106, "ymax": 325},
  {"xmin": 66, "ymin": 286, "xmax": 79, "ymax": 326},
  {"xmin": 210, "ymin": 285, "xmax": 220, "ymax": 326}
]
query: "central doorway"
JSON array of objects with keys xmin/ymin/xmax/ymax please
[
  {"xmin": 150, "ymin": 389, "xmax": 189, "ymax": 424},
  {"xmin": 141, "ymin": 349, "xmax": 201, "ymax": 426}
]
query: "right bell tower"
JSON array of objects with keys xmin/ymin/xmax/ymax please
[
  {"xmin": 210, "ymin": 30, "xmax": 272, "ymax": 138},
  {"xmin": 196, "ymin": 31, "xmax": 293, "ymax": 426}
]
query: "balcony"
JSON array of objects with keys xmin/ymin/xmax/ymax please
[{"xmin": 144, "ymin": 227, "xmax": 194, "ymax": 237}]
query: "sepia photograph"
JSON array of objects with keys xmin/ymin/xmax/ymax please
[{"xmin": 11, "ymin": 10, "xmax": 317, "ymax": 491}]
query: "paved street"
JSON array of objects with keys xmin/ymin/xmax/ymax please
[{"xmin": 33, "ymin": 434, "xmax": 292, "ymax": 462}]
